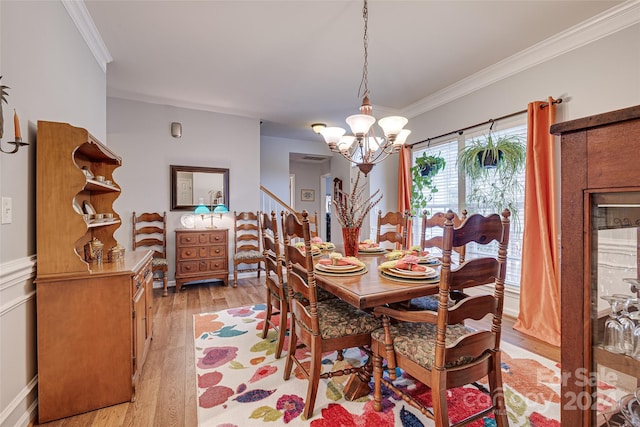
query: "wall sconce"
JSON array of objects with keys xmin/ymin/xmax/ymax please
[
  {"xmin": 171, "ymin": 122, "xmax": 182, "ymax": 138},
  {"xmin": 1, "ymin": 77, "xmax": 29, "ymax": 154},
  {"xmin": 311, "ymin": 123, "xmax": 326, "ymax": 134}
]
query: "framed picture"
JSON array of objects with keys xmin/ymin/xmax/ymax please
[{"xmin": 301, "ymin": 189, "xmax": 315, "ymax": 202}]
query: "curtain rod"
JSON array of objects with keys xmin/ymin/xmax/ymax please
[{"xmin": 408, "ymin": 98, "xmax": 563, "ymax": 148}]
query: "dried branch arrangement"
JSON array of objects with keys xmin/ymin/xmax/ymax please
[{"xmin": 332, "ymin": 171, "xmax": 383, "ymax": 228}]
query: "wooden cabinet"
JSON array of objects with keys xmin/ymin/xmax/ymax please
[
  {"xmin": 552, "ymin": 105, "xmax": 640, "ymax": 426},
  {"xmin": 35, "ymin": 121, "xmax": 154, "ymax": 423},
  {"xmin": 175, "ymin": 228, "xmax": 229, "ymax": 290}
]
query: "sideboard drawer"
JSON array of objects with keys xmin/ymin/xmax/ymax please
[{"xmin": 177, "ymin": 245, "xmax": 226, "ymax": 261}]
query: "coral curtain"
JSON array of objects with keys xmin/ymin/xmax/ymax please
[
  {"xmin": 398, "ymin": 145, "xmax": 413, "ymax": 245},
  {"xmin": 513, "ymin": 97, "xmax": 560, "ymax": 346}
]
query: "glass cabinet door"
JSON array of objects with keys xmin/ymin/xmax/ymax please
[{"xmin": 591, "ymin": 191, "xmax": 640, "ymax": 426}]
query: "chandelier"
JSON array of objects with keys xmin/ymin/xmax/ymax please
[{"xmin": 316, "ymin": 0, "xmax": 410, "ymax": 176}]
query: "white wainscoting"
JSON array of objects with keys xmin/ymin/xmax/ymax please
[{"xmin": 0, "ymin": 256, "xmax": 38, "ymax": 427}]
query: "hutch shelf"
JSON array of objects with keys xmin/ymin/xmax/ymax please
[{"xmin": 35, "ymin": 121, "xmax": 154, "ymax": 423}]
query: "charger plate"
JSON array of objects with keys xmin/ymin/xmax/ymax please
[
  {"xmin": 389, "ymin": 266, "xmax": 438, "ymax": 279},
  {"xmin": 316, "ymin": 263, "xmax": 362, "ymax": 272},
  {"xmin": 314, "ymin": 265, "xmax": 368, "ymax": 277},
  {"xmin": 358, "ymin": 247, "xmax": 386, "ymax": 255},
  {"xmin": 380, "ymin": 269, "xmax": 440, "ymax": 284}
]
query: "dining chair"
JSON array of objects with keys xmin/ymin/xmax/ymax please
[
  {"xmin": 376, "ymin": 210, "xmax": 409, "ymax": 250},
  {"xmin": 233, "ymin": 211, "xmax": 266, "ymax": 288},
  {"xmin": 295, "ymin": 210, "xmax": 319, "ymax": 238},
  {"xmin": 132, "ymin": 211, "xmax": 169, "ymax": 296},
  {"xmin": 281, "ymin": 210, "xmax": 381, "ymax": 420},
  {"xmin": 420, "ymin": 209, "xmax": 468, "ymax": 262},
  {"xmin": 411, "ymin": 209, "xmax": 468, "ymax": 310},
  {"xmin": 259, "ymin": 211, "xmax": 289, "ymax": 359},
  {"xmin": 371, "ymin": 209, "xmax": 511, "ymax": 427}
]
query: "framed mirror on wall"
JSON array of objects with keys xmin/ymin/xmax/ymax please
[{"xmin": 170, "ymin": 165, "xmax": 229, "ymax": 211}]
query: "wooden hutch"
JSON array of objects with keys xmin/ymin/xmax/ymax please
[
  {"xmin": 553, "ymin": 105, "xmax": 640, "ymax": 425},
  {"xmin": 35, "ymin": 121, "xmax": 154, "ymax": 422}
]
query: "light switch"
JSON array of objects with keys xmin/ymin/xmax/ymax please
[{"xmin": 2, "ymin": 197, "xmax": 12, "ymax": 224}]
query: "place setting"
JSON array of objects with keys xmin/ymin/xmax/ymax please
[
  {"xmin": 294, "ymin": 241, "xmax": 323, "ymax": 257},
  {"xmin": 357, "ymin": 239, "xmax": 386, "ymax": 255},
  {"xmin": 378, "ymin": 254, "xmax": 440, "ymax": 284},
  {"xmin": 314, "ymin": 252, "xmax": 368, "ymax": 276}
]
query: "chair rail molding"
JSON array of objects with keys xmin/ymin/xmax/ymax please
[{"xmin": 0, "ymin": 255, "xmax": 36, "ymax": 293}]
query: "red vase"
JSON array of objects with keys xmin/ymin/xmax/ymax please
[{"xmin": 342, "ymin": 227, "xmax": 360, "ymax": 258}]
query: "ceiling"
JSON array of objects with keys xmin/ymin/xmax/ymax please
[{"xmin": 84, "ymin": 0, "xmax": 624, "ymax": 143}]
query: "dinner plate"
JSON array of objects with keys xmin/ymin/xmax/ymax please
[
  {"xmin": 380, "ymin": 270, "xmax": 440, "ymax": 284},
  {"xmin": 359, "ymin": 247, "xmax": 385, "ymax": 253},
  {"xmin": 316, "ymin": 263, "xmax": 362, "ymax": 273},
  {"xmin": 72, "ymin": 198, "xmax": 83, "ymax": 215},
  {"xmin": 418, "ymin": 256, "xmax": 440, "ymax": 265},
  {"xmin": 388, "ymin": 266, "xmax": 438, "ymax": 279},
  {"xmin": 82, "ymin": 200, "xmax": 96, "ymax": 215}
]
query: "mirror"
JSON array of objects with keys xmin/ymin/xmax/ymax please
[{"xmin": 170, "ymin": 165, "xmax": 229, "ymax": 211}]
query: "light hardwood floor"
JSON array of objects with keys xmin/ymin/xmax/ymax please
[{"xmin": 34, "ymin": 276, "xmax": 559, "ymax": 427}]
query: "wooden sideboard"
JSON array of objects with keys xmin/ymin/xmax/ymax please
[
  {"xmin": 35, "ymin": 120, "xmax": 154, "ymax": 422},
  {"xmin": 175, "ymin": 228, "xmax": 229, "ymax": 290},
  {"xmin": 552, "ymin": 105, "xmax": 640, "ymax": 426}
]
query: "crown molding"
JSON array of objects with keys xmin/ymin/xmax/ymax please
[
  {"xmin": 403, "ymin": 1, "xmax": 640, "ymax": 119},
  {"xmin": 62, "ymin": 0, "xmax": 112, "ymax": 73}
]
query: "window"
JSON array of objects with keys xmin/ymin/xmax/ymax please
[{"xmin": 411, "ymin": 124, "xmax": 526, "ymax": 288}]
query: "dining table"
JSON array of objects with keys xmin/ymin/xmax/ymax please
[{"xmin": 311, "ymin": 248, "xmax": 442, "ymax": 400}]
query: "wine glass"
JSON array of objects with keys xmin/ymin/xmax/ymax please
[
  {"xmin": 613, "ymin": 294, "xmax": 638, "ymax": 354},
  {"xmin": 601, "ymin": 295, "xmax": 626, "ymax": 354}
]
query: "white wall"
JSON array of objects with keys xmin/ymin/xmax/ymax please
[
  {"xmin": 107, "ymin": 97, "xmax": 260, "ymax": 282},
  {"xmin": 0, "ymin": 2, "xmax": 107, "ymax": 426}
]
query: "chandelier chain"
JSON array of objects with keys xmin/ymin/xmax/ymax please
[{"xmin": 357, "ymin": 0, "xmax": 369, "ymax": 100}]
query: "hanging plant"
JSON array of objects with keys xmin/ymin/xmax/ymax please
[
  {"xmin": 457, "ymin": 131, "xmax": 526, "ymax": 227},
  {"xmin": 457, "ymin": 132, "xmax": 525, "ymax": 180},
  {"xmin": 410, "ymin": 152, "xmax": 445, "ymax": 216}
]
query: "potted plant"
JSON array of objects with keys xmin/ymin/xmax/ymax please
[
  {"xmin": 457, "ymin": 132, "xmax": 526, "ymax": 225},
  {"xmin": 457, "ymin": 132, "xmax": 525, "ymax": 180},
  {"xmin": 410, "ymin": 152, "xmax": 445, "ymax": 215}
]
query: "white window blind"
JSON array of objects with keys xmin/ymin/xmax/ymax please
[{"xmin": 410, "ymin": 124, "xmax": 527, "ymax": 288}]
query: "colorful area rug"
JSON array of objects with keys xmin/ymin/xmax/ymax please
[{"xmin": 194, "ymin": 304, "xmax": 562, "ymax": 427}]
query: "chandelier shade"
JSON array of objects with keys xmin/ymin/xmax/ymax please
[{"xmin": 314, "ymin": 0, "xmax": 409, "ymax": 175}]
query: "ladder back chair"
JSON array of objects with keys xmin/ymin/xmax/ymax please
[
  {"xmin": 295, "ymin": 210, "xmax": 319, "ymax": 238},
  {"xmin": 260, "ymin": 211, "xmax": 288, "ymax": 359},
  {"xmin": 371, "ymin": 209, "xmax": 511, "ymax": 427},
  {"xmin": 376, "ymin": 210, "xmax": 409, "ymax": 250},
  {"xmin": 132, "ymin": 211, "xmax": 169, "ymax": 296},
  {"xmin": 412, "ymin": 209, "xmax": 469, "ymax": 310},
  {"xmin": 281, "ymin": 210, "xmax": 381, "ymax": 420},
  {"xmin": 421, "ymin": 209, "xmax": 468, "ymax": 263},
  {"xmin": 233, "ymin": 211, "xmax": 265, "ymax": 288}
]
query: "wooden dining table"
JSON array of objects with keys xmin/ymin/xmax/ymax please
[{"xmin": 311, "ymin": 250, "xmax": 442, "ymax": 400}]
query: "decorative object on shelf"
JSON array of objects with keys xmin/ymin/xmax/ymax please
[
  {"xmin": 84, "ymin": 237, "xmax": 104, "ymax": 263},
  {"xmin": 0, "ymin": 77, "xmax": 29, "ymax": 154},
  {"xmin": 410, "ymin": 152, "xmax": 445, "ymax": 215},
  {"xmin": 314, "ymin": 0, "xmax": 410, "ymax": 176},
  {"xmin": 82, "ymin": 200, "xmax": 96, "ymax": 215},
  {"xmin": 107, "ymin": 244, "xmax": 125, "ymax": 262},
  {"xmin": 457, "ymin": 124, "xmax": 526, "ymax": 225}
]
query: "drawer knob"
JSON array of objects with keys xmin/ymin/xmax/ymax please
[
  {"xmin": 186, "ymin": 250, "xmax": 192, "ymax": 256},
  {"xmin": 214, "ymin": 236, "xmax": 220, "ymax": 241}
]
